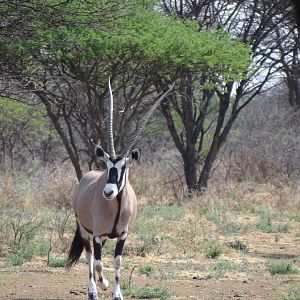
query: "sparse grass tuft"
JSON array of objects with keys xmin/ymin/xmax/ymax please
[
  {"xmin": 140, "ymin": 203, "xmax": 184, "ymax": 221},
  {"xmin": 48, "ymin": 256, "xmax": 67, "ymax": 267},
  {"xmin": 205, "ymin": 243, "xmax": 223, "ymax": 259},
  {"xmin": 209, "ymin": 260, "xmax": 249, "ymax": 279},
  {"xmin": 280, "ymin": 288, "xmax": 300, "ymax": 300},
  {"xmin": 125, "ymin": 284, "xmax": 172, "ymax": 299},
  {"xmin": 256, "ymin": 217, "xmax": 290, "ymax": 233},
  {"xmin": 266, "ymin": 260, "xmax": 298, "ymax": 275},
  {"xmin": 139, "ymin": 265, "xmax": 155, "ymax": 277},
  {"xmin": 226, "ymin": 240, "xmax": 249, "ymax": 252}
]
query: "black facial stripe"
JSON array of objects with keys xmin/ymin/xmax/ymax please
[
  {"xmin": 107, "ymin": 167, "xmax": 118, "ymax": 184},
  {"xmin": 107, "ymin": 165, "xmax": 126, "ymax": 187}
]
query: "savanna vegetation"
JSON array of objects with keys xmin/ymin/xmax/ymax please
[{"xmin": 0, "ymin": 1, "xmax": 300, "ymax": 299}]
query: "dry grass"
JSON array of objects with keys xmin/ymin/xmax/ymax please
[{"xmin": 0, "ymin": 162, "xmax": 300, "ymax": 298}]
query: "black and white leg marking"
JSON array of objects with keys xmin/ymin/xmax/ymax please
[
  {"xmin": 112, "ymin": 233, "xmax": 127, "ymax": 300},
  {"xmin": 87, "ymin": 250, "xmax": 98, "ymax": 300},
  {"xmin": 93, "ymin": 236, "xmax": 109, "ymax": 291}
]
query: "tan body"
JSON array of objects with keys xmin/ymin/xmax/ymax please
[{"xmin": 72, "ymin": 170, "xmax": 137, "ymax": 238}]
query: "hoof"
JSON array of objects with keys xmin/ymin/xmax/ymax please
[
  {"xmin": 99, "ymin": 277, "xmax": 109, "ymax": 291},
  {"xmin": 88, "ymin": 292, "xmax": 98, "ymax": 300},
  {"xmin": 112, "ymin": 293, "xmax": 123, "ymax": 300}
]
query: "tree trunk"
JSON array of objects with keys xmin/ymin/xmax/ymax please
[
  {"xmin": 197, "ymin": 137, "xmax": 219, "ymax": 189},
  {"xmin": 287, "ymin": 77, "xmax": 297, "ymax": 107},
  {"xmin": 183, "ymin": 143, "xmax": 198, "ymax": 191}
]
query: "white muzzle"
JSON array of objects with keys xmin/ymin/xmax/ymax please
[{"xmin": 103, "ymin": 183, "xmax": 118, "ymax": 200}]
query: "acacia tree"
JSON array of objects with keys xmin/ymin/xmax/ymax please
[
  {"xmin": 0, "ymin": 0, "xmax": 158, "ymax": 179},
  {"xmin": 0, "ymin": 0, "xmax": 249, "ymax": 185},
  {"xmin": 157, "ymin": 0, "xmax": 296, "ymax": 191}
]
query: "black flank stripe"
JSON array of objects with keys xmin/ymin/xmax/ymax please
[{"xmin": 109, "ymin": 190, "xmax": 123, "ymax": 239}]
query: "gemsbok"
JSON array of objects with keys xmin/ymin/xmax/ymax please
[{"xmin": 66, "ymin": 79, "xmax": 174, "ymax": 300}]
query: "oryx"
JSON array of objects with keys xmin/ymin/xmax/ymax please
[{"xmin": 66, "ymin": 79, "xmax": 174, "ymax": 300}]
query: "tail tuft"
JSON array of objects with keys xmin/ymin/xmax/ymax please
[{"xmin": 66, "ymin": 223, "xmax": 84, "ymax": 268}]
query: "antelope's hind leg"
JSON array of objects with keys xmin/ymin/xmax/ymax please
[
  {"xmin": 112, "ymin": 235, "xmax": 127, "ymax": 300},
  {"xmin": 93, "ymin": 236, "xmax": 109, "ymax": 290}
]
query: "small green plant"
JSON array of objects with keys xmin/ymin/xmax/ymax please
[
  {"xmin": 266, "ymin": 260, "xmax": 298, "ymax": 275},
  {"xmin": 139, "ymin": 265, "xmax": 155, "ymax": 277},
  {"xmin": 257, "ymin": 217, "xmax": 290, "ymax": 233},
  {"xmin": 205, "ymin": 243, "xmax": 223, "ymax": 259},
  {"xmin": 209, "ymin": 260, "xmax": 249, "ymax": 279},
  {"xmin": 48, "ymin": 256, "xmax": 67, "ymax": 267},
  {"xmin": 226, "ymin": 240, "xmax": 249, "ymax": 252},
  {"xmin": 280, "ymin": 288, "xmax": 300, "ymax": 300},
  {"xmin": 209, "ymin": 260, "xmax": 234, "ymax": 278},
  {"xmin": 125, "ymin": 284, "xmax": 172, "ymax": 299},
  {"xmin": 7, "ymin": 244, "xmax": 36, "ymax": 266},
  {"xmin": 288, "ymin": 214, "xmax": 300, "ymax": 222}
]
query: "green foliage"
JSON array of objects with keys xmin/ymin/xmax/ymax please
[
  {"xmin": 205, "ymin": 242, "xmax": 223, "ymax": 259},
  {"xmin": 256, "ymin": 217, "xmax": 290, "ymax": 233},
  {"xmin": 8, "ymin": 244, "xmax": 36, "ymax": 266},
  {"xmin": 266, "ymin": 260, "xmax": 298, "ymax": 275},
  {"xmin": 48, "ymin": 256, "xmax": 67, "ymax": 268},
  {"xmin": 281, "ymin": 288, "xmax": 300, "ymax": 300},
  {"xmin": 132, "ymin": 204, "xmax": 184, "ymax": 255},
  {"xmin": 204, "ymin": 203, "xmax": 246, "ymax": 236},
  {"xmin": 124, "ymin": 284, "xmax": 172, "ymax": 299},
  {"xmin": 2, "ymin": 1, "xmax": 250, "ymax": 84},
  {"xmin": 0, "ymin": 98, "xmax": 50, "ymax": 146},
  {"xmin": 138, "ymin": 265, "xmax": 155, "ymax": 277},
  {"xmin": 140, "ymin": 203, "xmax": 184, "ymax": 221}
]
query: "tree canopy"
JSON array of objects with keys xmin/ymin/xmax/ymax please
[{"xmin": 0, "ymin": 0, "xmax": 251, "ymax": 183}]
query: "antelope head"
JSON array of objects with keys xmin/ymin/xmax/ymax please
[{"xmin": 95, "ymin": 78, "xmax": 174, "ymax": 200}]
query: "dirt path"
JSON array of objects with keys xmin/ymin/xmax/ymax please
[{"xmin": 1, "ymin": 256, "xmax": 299, "ymax": 300}]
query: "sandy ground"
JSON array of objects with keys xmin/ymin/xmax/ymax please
[{"xmin": 0, "ymin": 252, "xmax": 300, "ymax": 300}]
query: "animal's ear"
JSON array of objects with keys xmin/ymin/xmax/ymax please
[
  {"xmin": 131, "ymin": 148, "xmax": 141, "ymax": 161},
  {"xmin": 94, "ymin": 145, "xmax": 109, "ymax": 161}
]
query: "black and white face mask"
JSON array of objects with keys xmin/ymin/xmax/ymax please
[{"xmin": 94, "ymin": 145, "xmax": 140, "ymax": 200}]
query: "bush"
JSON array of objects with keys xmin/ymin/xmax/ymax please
[
  {"xmin": 8, "ymin": 244, "xmax": 36, "ymax": 266},
  {"xmin": 266, "ymin": 260, "xmax": 298, "ymax": 275},
  {"xmin": 48, "ymin": 256, "xmax": 67, "ymax": 267},
  {"xmin": 205, "ymin": 243, "xmax": 223, "ymax": 259}
]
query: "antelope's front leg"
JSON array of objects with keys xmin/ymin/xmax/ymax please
[
  {"xmin": 93, "ymin": 236, "xmax": 109, "ymax": 290},
  {"xmin": 112, "ymin": 235, "xmax": 127, "ymax": 300},
  {"xmin": 87, "ymin": 250, "xmax": 98, "ymax": 300}
]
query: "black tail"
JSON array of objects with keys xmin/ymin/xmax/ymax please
[{"xmin": 66, "ymin": 223, "xmax": 84, "ymax": 268}]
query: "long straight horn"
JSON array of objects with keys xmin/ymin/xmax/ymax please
[
  {"xmin": 108, "ymin": 77, "xmax": 116, "ymax": 159},
  {"xmin": 120, "ymin": 82, "xmax": 175, "ymax": 158}
]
